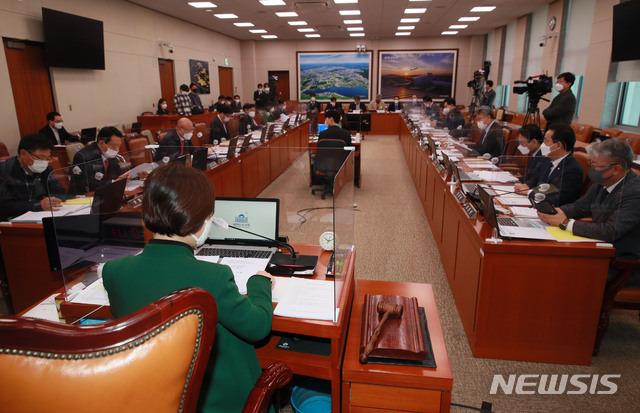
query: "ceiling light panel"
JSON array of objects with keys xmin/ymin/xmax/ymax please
[
  {"xmin": 250, "ymin": 29, "xmax": 268, "ymax": 33},
  {"xmin": 350, "ymin": 33, "xmax": 365, "ymax": 37},
  {"xmin": 234, "ymin": 22, "xmax": 254, "ymax": 27},
  {"xmin": 339, "ymin": 10, "xmax": 361, "ymax": 15},
  {"xmin": 471, "ymin": 6, "xmax": 496, "ymax": 12},
  {"xmin": 259, "ymin": 0, "xmax": 285, "ymax": 5},
  {"xmin": 276, "ymin": 12, "xmax": 298, "ymax": 17},
  {"xmin": 459, "ymin": 17, "xmax": 480, "ymax": 21},
  {"xmin": 334, "ymin": 0, "xmax": 358, "ymax": 3},
  {"xmin": 214, "ymin": 14, "xmax": 238, "ymax": 19},
  {"xmin": 343, "ymin": 19, "xmax": 362, "ymax": 24},
  {"xmin": 262, "ymin": 35, "xmax": 278, "ymax": 38},
  {"xmin": 442, "ymin": 31, "xmax": 458, "ymax": 35},
  {"xmin": 288, "ymin": 21, "xmax": 308, "ymax": 26},
  {"xmin": 188, "ymin": 2, "xmax": 216, "ymax": 8},
  {"xmin": 396, "ymin": 32, "xmax": 411, "ymax": 36},
  {"xmin": 401, "ymin": 18, "xmax": 420, "ymax": 23},
  {"xmin": 404, "ymin": 8, "xmax": 427, "ymax": 14},
  {"xmin": 306, "ymin": 34, "xmax": 321, "ymax": 37},
  {"xmin": 298, "ymin": 28, "xmax": 315, "ymax": 32},
  {"xmin": 347, "ymin": 27, "xmax": 364, "ymax": 31},
  {"xmin": 398, "ymin": 26, "xmax": 415, "ymax": 30},
  {"xmin": 449, "ymin": 25, "xmax": 467, "ymax": 29}
]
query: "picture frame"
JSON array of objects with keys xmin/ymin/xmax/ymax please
[{"xmin": 189, "ymin": 59, "xmax": 210, "ymax": 94}]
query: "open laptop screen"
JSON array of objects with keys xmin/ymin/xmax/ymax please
[
  {"xmin": 477, "ymin": 185, "xmax": 498, "ymax": 231},
  {"xmin": 208, "ymin": 197, "xmax": 279, "ymax": 245}
]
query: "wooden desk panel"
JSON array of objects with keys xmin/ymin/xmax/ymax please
[
  {"xmin": 369, "ymin": 113, "xmax": 401, "ymax": 135},
  {"xmin": 342, "ymin": 280, "xmax": 452, "ymax": 413}
]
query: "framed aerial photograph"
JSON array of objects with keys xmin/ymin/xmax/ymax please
[
  {"xmin": 297, "ymin": 51, "xmax": 373, "ymax": 101},
  {"xmin": 378, "ymin": 50, "xmax": 458, "ymax": 100},
  {"xmin": 189, "ymin": 59, "xmax": 210, "ymax": 94}
]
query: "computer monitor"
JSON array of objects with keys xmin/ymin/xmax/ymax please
[{"xmin": 90, "ymin": 178, "xmax": 127, "ymax": 215}]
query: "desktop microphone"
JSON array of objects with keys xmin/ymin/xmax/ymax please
[
  {"xmin": 212, "ymin": 217, "xmax": 318, "ymax": 268},
  {"xmin": 488, "ymin": 183, "xmax": 558, "ymax": 197}
]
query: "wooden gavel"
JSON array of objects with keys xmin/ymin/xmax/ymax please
[{"xmin": 359, "ymin": 301, "xmax": 404, "ymax": 364}]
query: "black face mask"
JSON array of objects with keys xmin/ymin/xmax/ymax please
[
  {"xmin": 191, "ymin": 89, "xmax": 198, "ymax": 94},
  {"xmin": 588, "ymin": 165, "xmax": 615, "ymax": 185}
]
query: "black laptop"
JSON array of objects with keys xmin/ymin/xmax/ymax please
[
  {"xmin": 191, "ymin": 147, "xmax": 208, "ymax": 171},
  {"xmin": 90, "ymin": 179, "xmax": 127, "ymax": 215}
]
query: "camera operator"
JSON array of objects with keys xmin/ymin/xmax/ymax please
[
  {"xmin": 480, "ymin": 80, "xmax": 496, "ymax": 108},
  {"xmin": 542, "ymin": 72, "xmax": 576, "ymax": 130}
]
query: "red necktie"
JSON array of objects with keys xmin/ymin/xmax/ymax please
[
  {"xmin": 104, "ymin": 159, "xmax": 108, "ymax": 173},
  {"xmin": 181, "ymin": 141, "xmax": 185, "ymax": 154}
]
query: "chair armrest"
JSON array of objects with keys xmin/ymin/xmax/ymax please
[{"xmin": 242, "ymin": 362, "xmax": 293, "ymax": 413}]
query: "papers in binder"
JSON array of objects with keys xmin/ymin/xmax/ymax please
[
  {"xmin": 274, "ymin": 277, "xmax": 335, "ymax": 321},
  {"xmin": 10, "ymin": 204, "xmax": 90, "ymax": 223}
]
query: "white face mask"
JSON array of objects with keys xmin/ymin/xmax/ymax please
[
  {"xmin": 412, "ymin": 99, "xmax": 417, "ymax": 103},
  {"xmin": 555, "ymin": 83, "xmax": 564, "ymax": 92},
  {"xmin": 104, "ymin": 148, "xmax": 118, "ymax": 159},
  {"xmin": 54, "ymin": 122, "xmax": 63, "ymax": 130},
  {"xmin": 248, "ymin": 111, "xmax": 256, "ymax": 118},
  {"xmin": 517, "ymin": 144, "xmax": 530, "ymax": 155},
  {"xmin": 539, "ymin": 143, "xmax": 552, "ymax": 157},
  {"xmin": 394, "ymin": 100, "xmax": 399, "ymax": 104},
  {"xmin": 264, "ymin": 88, "xmax": 270, "ymax": 93},
  {"xmin": 235, "ymin": 99, "xmax": 240, "ymax": 103},
  {"xmin": 191, "ymin": 218, "xmax": 213, "ymax": 248},
  {"xmin": 29, "ymin": 159, "xmax": 49, "ymax": 174},
  {"xmin": 311, "ymin": 98, "xmax": 315, "ymax": 102},
  {"xmin": 476, "ymin": 120, "xmax": 487, "ymax": 130},
  {"xmin": 161, "ymin": 103, "xmax": 168, "ymax": 109},
  {"xmin": 182, "ymin": 132, "xmax": 193, "ymax": 141},
  {"xmin": 442, "ymin": 107, "xmax": 450, "ymax": 115}
]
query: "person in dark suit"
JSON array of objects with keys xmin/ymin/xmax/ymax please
[
  {"xmin": 253, "ymin": 83, "xmax": 266, "ymax": 109},
  {"xmin": 515, "ymin": 124, "xmax": 583, "ymax": 206},
  {"xmin": 263, "ymin": 82, "xmax": 275, "ymax": 107},
  {"xmin": 0, "ymin": 134, "xmax": 66, "ymax": 221},
  {"xmin": 480, "ymin": 80, "xmax": 496, "ymax": 108},
  {"xmin": 422, "ymin": 96, "xmax": 440, "ymax": 118},
  {"xmin": 470, "ymin": 105, "xmax": 504, "ymax": 158},
  {"xmin": 70, "ymin": 126, "xmax": 128, "ymax": 195},
  {"xmin": 210, "ymin": 105, "xmax": 232, "ymax": 144},
  {"xmin": 156, "ymin": 98, "xmax": 169, "ymax": 115},
  {"xmin": 38, "ymin": 111, "xmax": 78, "ymax": 146},
  {"xmin": 238, "ymin": 104, "xmax": 261, "ymax": 135},
  {"xmin": 154, "ymin": 118, "xmax": 196, "ymax": 162},
  {"xmin": 539, "ymin": 139, "xmax": 640, "ymax": 286},
  {"xmin": 103, "ymin": 163, "xmax": 273, "ymax": 413},
  {"xmin": 515, "ymin": 124, "xmax": 546, "ymax": 186},
  {"xmin": 434, "ymin": 97, "xmax": 464, "ymax": 132},
  {"xmin": 324, "ymin": 97, "xmax": 342, "ymax": 114},
  {"xmin": 319, "ymin": 110, "xmax": 352, "ymax": 147},
  {"xmin": 213, "ymin": 95, "xmax": 227, "ymax": 113},
  {"xmin": 388, "ymin": 96, "xmax": 403, "ymax": 112},
  {"xmin": 348, "ymin": 96, "xmax": 367, "ymax": 112},
  {"xmin": 307, "ymin": 93, "xmax": 322, "ymax": 113},
  {"xmin": 231, "ymin": 94, "xmax": 242, "ymax": 113},
  {"xmin": 188, "ymin": 83, "xmax": 204, "ymax": 114},
  {"xmin": 542, "ymin": 72, "xmax": 577, "ymax": 130}
]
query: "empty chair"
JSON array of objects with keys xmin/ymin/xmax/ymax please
[
  {"xmin": 312, "ymin": 139, "xmax": 349, "ymax": 199},
  {"xmin": 65, "ymin": 142, "xmax": 84, "ymax": 165},
  {"xmin": 617, "ymin": 133, "xmax": 640, "ymax": 155},
  {"xmin": 127, "ymin": 137, "xmax": 152, "ymax": 166},
  {"xmin": 600, "ymin": 128, "xmax": 623, "ymax": 138},
  {"xmin": 512, "ymin": 113, "xmax": 525, "ymax": 125},
  {"xmin": 140, "ymin": 129, "xmax": 155, "ymax": 145},
  {"xmin": 193, "ymin": 122, "xmax": 209, "ymax": 146},
  {"xmin": 571, "ymin": 123, "xmax": 594, "ymax": 143}
]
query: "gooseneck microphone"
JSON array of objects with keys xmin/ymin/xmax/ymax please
[{"xmin": 212, "ymin": 217, "xmax": 318, "ymax": 268}]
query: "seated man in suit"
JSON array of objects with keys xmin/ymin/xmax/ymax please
[
  {"xmin": 189, "ymin": 83, "xmax": 204, "ymax": 114},
  {"xmin": 70, "ymin": 126, "xmax": 129, "ymax": 195},
  {"xmin": 173, "ymin": 84, "xmax": 192, "ymax": 116},
  {"xmin": 213, "ymin": 95, "xmax": 227, "ymax": 113},
  {"xmin": 0, "ymin": 133, "xmax": 66, "ymax": 221},
  {"xmin": 271, "ymin": 100, "xmax": 288, "ymax": 120},
  {"xmin": 407, "ymin": 95, "xmax": 422, "ymax": 111},
  {"xmin": 469, "ymin": 106, "xmax": 504, "ymax": 158},
  {"xmin": 325, "ymin": 97, "xmax": 342, "ymax": 114},
  {"xmin": 38, "ymin": 111, "xmax": 78, "ymax": 146},
  {"xmin": 514, "ymin": 124, "xmax": 583, "ymax": 206},
  {"xmin": 539, "ymin": 139, "xmax": 640, "ymax": 286},
  {"xmin": 210, "ymin": 105, "xmax": 232, "ymax": 144},
  {"xmin": 368, "ymin": 94, "xmax": 385, "ymax": 111},
  {"xmin": 348, "ymin": 95, "xmax": 367, "ymax": 112},
  {"xmin": 423, "ymin": 96, "xmax": 440, "ymax": 118},
  {"xmin": 238, "ymin": 104, "xmax": 261, "ymax": 135},
  {"xmin": 319, "ymin": 110, "xmax": 351, "ymax": 147},
  {"xmin": 434, "ymin": 98, "xmax": 464, "ymax": 133},
  {"xmin": 153, "ymin": 118, "xmax": 196, "ymax": 162},
  {"xmin": 515, "ymin": 124, "xmax": 546, "ymax": 186},
  {"xmin": 388, "ymin": 96, "xmax": 403, "ymax": 112},
  {"xmin": 231, "ymin": 95, "xmax": 242, "ymax": 113}
]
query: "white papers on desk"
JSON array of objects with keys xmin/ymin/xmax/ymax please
[
  {"xmin": 274, "ymin": 277, "xmax": 335, "ymax": 321},
  {"xmin": 22, "ymin": 294, "xmax": 60, "ymax": 322},
  {"xmin": 125, "ymin": 179, "xmax": 145, "ymax": 192},
  {"xmin": 510, "ymin": 206, "xmax": 539, "ymax": 218},
  {"xmin": 71, "ymin": 278, "xmax": 110, "ymax": 306},
  {"xmin": 271, "ymin": 276, "xmax": 289, "ymax": 303},
  {"xmin": 127, "ymin": 162, "xmax": 157, "ymax": 179},
  {"xmin": 497, "ymin": 195, "xmax": 530, "ymax": 206},
  {"xmin": 219, "ymin": 257, "xmax": 271, "ymax": 295},
  {"xmin": 10, "ymin": 204, "xmax": 90, "ymax": 223},
  {"xmin": 463, "ymin": 159, "xmax": 499, "ymax": 169},
  {"xmin": 441, "ymin": 149, "xmax": 463, "ymax": 158},
  {"xmin": 474, "ymin": 170, "xmax": 519, "ymax": 183}
]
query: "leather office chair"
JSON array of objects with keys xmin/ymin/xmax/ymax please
[
  {"xmin": 616, "ymin": 133, "xmax": 640, "ymax": 155},
  {"xmin": 194, "ymin": 123, "xmax": 209, "ymax": 146},
  {"xmin": 511, "ymin": 113, "xmax": 525, "ymax": 126},
  {"xmin": 0, "ymin": 141, "xmax": 10, "ymax": 161},
  {"xmin": 311, "ymin": 139, "xmax": 348, "ymax": 199},
  {"xmin": 140, "ymin": 129, "xmax": 155, "ymax": 145},
  {"xmin": 573, "ymin": 150, "xmax": 591, "ymax": 194},
  {"xmin": 571, "ymin": 123, "xmax": 594, "ymax": 143},
  {"xmin": 128, "ymin": 137, "xmax": 152, "ymax": 166},
  {"xmin": 65, "ymin": 142, "xmax": 84, "ymax": 165},
  {"xmin": 593, "ymin": 259, "xmax": 640, "ymax": 356},
  {"xmin": 600, "ymin": 128, "xmax": 623, "ymax": 138},
  {"xmin": 228, "ymin": 116, "xmax": 240, "ymax": 139},
  {"xmin": 49, "ymin": 157, "xmax": 70, "ymax": 193},
  {"xmin": 0, "ymin": 287, "xmax": 218, "ymax": 413}
]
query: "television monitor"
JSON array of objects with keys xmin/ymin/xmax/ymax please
[
  {"xmin": 612, "ymin": 0, "xmax": 640, "ymax": 62},
  {"xmin": 42, "ymin": 8, "xmax": 105, "ymax": 70}
]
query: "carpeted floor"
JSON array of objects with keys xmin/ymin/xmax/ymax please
[{"xmin": 261, "ymin": 134, "xmax": 640, "ymax": 413}]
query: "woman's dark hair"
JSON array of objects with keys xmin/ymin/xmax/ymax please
[{"xmin": 142, "ymin": 163, "xmax": 215, "ymax": 237}]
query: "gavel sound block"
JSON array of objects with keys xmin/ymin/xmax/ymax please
[{"xmin": 359, "ymin": 294, "xmax": 426, "ymax": 364}]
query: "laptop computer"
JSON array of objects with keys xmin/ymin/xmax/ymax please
[
  {"xmin": 191, "ymin": 147, "xmax": 208, "ymax": 171},
  {"xmin": 477, "ymin": 185, "xmax": 554, "ymax": 240},
  {"xmin": 281, "ymin": 118, "xmax": 290, "ymax": 132},
  {"xmin": 80, "ymin": 127, "xmax": 97, "ymax": 140},
  {"xmin": 227, "ymin": 136, "xmax": 239, "ymax": 159},
  {"xmin": 238, "ymin": 134, "xmax": 253, "ymax": 154},
  {"xmin": 259, "ymin": 126, "xmax": 268, "ymax": 143},
  {"xmin": 266, "ymin": 123, "xmax": 276, "ymax": 139},
  {"xmin": 90, "ymin": 178, "xmax": 127, "ymax": 215},
  {"xmin": 452, "ymin": 165, "xmax": 495, "ymax": 202}
]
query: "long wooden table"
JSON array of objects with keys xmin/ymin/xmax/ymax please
[{"xmin": 398, "ymin": 119, "xmax": 615, "ymax": 365}]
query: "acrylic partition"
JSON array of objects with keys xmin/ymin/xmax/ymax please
[{"xmin": 42, "ymin": 117, "xmax": 356, "ymax": 323}]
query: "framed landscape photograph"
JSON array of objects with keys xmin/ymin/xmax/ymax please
[
  {"xmin": 297, "ymin": 52, "xmax": 373, "ymax": 101},
  {"xmin": 378, "ymin": 50, "xmax": 458, "ymax": 101}
]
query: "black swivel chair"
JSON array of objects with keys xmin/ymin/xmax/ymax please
[{"xmin": 311, "ymin": 139, "xmax": 348, "ymax": 199}]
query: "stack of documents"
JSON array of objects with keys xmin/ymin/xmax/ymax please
[
  {"xmin": 10, "ymin": 203, "xmax": 91, "ymax": 223},
  {"xmin": 474, "ymin": 170, "xmax": 519, "ymax": 183},
  {"xmin": 274, "ymin": 277, "xmax": 336, "ymax": 321}
]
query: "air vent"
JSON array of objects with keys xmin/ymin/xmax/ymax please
[
  {"xmin": 315, "ymin": 25, "xmax": 343, "ymax": 32},
  {"xmin": 293, "ymin": 2, "xmax": 330, "ymax": 12}
]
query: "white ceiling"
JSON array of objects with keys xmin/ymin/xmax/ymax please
[{"xmin": 126, "ymin": 0, "xmax": 554, "ymax": 41}]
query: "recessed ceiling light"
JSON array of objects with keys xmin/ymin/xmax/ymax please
[
  {"xmin": 343, "ymin": 19, "xmax": 362, "ymax": 24},
  {"xmin": 339, "ymin": 10, "xmax": 361, "ymax": 15},
  {"xmin": 276, "ymin": 12, "xmax": 298, "ymax": 17},
  {"xmin": 234, "ymin": 22, "xmax": 254, "ymax": 27},
  {"xmin": 288, "ymin": 21, "xmax": 308, "ymax": 26},
  {"xmin": 459, "ymin": 17, "xmax": 480, "ymax": 21},
  {"xmin": 188, "ymin": 2, "xmax": 216, "ymax": 8},
  {"xmin": 442, "ymin": 31, "xmax": 458, "ymax": 35},
  {"xmin": 347, "ymin": 27, "xmax": 364, "ymax": 31},
  {"xmin": 350, "ymin": 33, "xmax": 365, "ymax": 37},
  {"xmin": 306, "ymin": 34, "xmax": 321, "ymax": 37},
  {"xmin": 214, "ymin": 13, "xmax": 238, "ymax": 19},
  {"xmin": 259, "ymin": 0, "xmax": 285, "ymax": 5},
  {"xmin": 400, "ymin": 18, "xmax": 420, "ymax": 23},
  {"xmin": 404, "ymin": 8, "xmax": 427, "ymax": 14},
  {"xmin": 395, "ymin": 32, "xmax": 411, "ymax": 36},
  {"xmin": 398, "ymin": 26, "xmax": 415, "ymax": 30},
  {"xmin": 334, "ymin": 0, "xmax": 358, "ymax": 3},
  {"xmin": 250, "ymin": 29, "xmax": 268, "ymax": 33},
  {"xmin": 262, "ymin": 35, "xmax": 278, "ymax": 39},
  {"xmin": 449, "ymin": 25, "xmax": 467, "ymax": 29},
  {"xmin": 471, "ymin": 6, "xmax": 496, "ymax": 12},
  {"xmin": 409, "ymin": 0, "xmax": 431, "ymax": 2},
  {"xmin": 298, "ymin": 28, "xmax": 315, "ymax": 32}
]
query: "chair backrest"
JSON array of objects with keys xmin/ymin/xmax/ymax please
[
  {"xmin": 0, "ymin": 287, "xmax": 217, "ymax": 413},
  {"xmin": 512, "ymin": 113, "xmax": 525, "ymax": 126},
  {"xmin": 617, "ymin": 133, "xmax": 640, "ymax": 155},
  {"xmin": 503, "ymin": 138, "xmax": 518, "ymax": 156},
  {"xmin": 600, "ymin": 128, "xmax": 623, "ymax": 138},
  {"xmin": 128, "ymin": 137, "xmax": 152, "ymax": 166},
  {"xmin": 571, "ymin": 123, "xmax": 594, "ymax": 143},
  {"xmin": 573, "ymin": 150, "xmax": 591, "ymax": 194},
  {"xmin": 194, "ymin": 123, "xmax": 209, "ymax": 146},
  {"xmin": 228, "ymin": 116, "xmax": 240, "ymax": 139},
  {"xmin": 0, "ymin": 141, "xmax": 10, "ymax": 160},
  {"xmin": 65, "ymin": 142, "xmax": 84, "ymax": 163},
  {"xmin": 140, "ymin": 129, "xmax": 155, "ymax": 145},
  {"xmin": 49, "ymin": 157, "xmax": 69, "ymax": 192},
  {"xmin": 315, "ymin": 139, "xmax": 348, "ymax": 176}
]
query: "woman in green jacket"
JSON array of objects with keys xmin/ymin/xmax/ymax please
[{"xmin": 103, "ymin": 163, "xmax": 274, "ymax": 412}]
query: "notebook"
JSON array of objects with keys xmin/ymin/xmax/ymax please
[{"xmin": 477, "ymin": 186, "xmax": 554, "ymax": 240}]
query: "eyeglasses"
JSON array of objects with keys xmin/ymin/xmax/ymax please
[
  {"xmin": 28, "ymin": 152, "xmax": 54, "ymax": 163},
  {"xmin": 588, "ymin": 160, "xmax": 618, "ymax": 169}
]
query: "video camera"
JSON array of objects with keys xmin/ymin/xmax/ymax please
[
  {"xmin": 466, "ymin": 61, "xmax": 492, "ymax": 92},
  {"xmin": 513, "ymin": 74, "xmax": 553, "ymax": 107}
]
